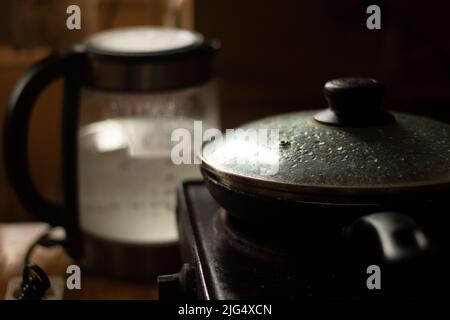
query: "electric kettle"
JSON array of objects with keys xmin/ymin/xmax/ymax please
[{"xmin": 5, "ymin": 26, "xmax": 220, "ymax": 278}]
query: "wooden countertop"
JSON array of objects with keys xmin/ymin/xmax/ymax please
[{"xmin": 0, "ymin": 223, "xmax": 157, "ymax": 300}]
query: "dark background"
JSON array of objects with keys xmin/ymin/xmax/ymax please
[{"xmin": 195, "ymin": 0, "xmax": 450, "ymax": 127}]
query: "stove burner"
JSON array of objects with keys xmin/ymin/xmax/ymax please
[{"xmin": 217, "ymin": 209, "xmax": 291, "ymax": 258}]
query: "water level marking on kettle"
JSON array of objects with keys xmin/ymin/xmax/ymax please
[{"xmin": 79, "ymin": 118, "xmax": 201, "ymax": 243}]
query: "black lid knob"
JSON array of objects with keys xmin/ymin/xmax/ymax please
[{"xmin": 315, "ymin": 78, "xmax": 395, "ymax": 127}]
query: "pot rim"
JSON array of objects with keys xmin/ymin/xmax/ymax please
[{"xmin": 200, "ymin": 160, "xmax": 450, "ymax": 205}]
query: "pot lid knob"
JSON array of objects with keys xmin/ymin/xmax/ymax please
[{"xmin": 314, "ymin": 78, "xmax": 395, "ymax": 127}]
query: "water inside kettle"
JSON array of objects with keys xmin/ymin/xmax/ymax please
[{"xmin": 78, "ymin": 117, "xmax": 200, "ymax": 244}]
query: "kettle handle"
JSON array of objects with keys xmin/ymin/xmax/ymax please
[
  {"xmin": 345, "ymin": 212, "xmax": 431, "ymax": 264},
  {"xmin": 4, "ymin": 50, "xmax": 83, "ymax": 226}
]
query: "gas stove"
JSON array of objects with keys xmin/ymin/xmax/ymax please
[{"xmin": 157, "ymin": 180, "xmax": 449, "ymax": 300}]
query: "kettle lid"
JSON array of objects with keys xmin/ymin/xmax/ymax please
[
  {"xmin": 80, "ymin": 26, "xmax": 220, "ymax": 91},
  {"xmin": 85, "ymin": 26, "xmax": 205, "ymax": 57}
]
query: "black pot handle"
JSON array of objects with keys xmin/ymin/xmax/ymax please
[
  {"xmin": 4, "ymin": 50, "xmax": 84, "ymax": 226},
  {"xmin": 346, "ymin": 212, "xmax": 431, "ymax": 264}
]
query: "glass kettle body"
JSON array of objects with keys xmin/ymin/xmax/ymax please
[{"xmin": 5, "ymin": 27, "xmax": 220, "ymax": 278}]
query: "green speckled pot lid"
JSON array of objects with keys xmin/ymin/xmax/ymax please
[{"xmin": 200, "ymin": 111, "xmax": 450, "ymax": 204}]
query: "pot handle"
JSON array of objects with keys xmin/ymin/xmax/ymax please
[
  {"xmin": 345, "ymin": 212, "xmax": 431, "ymax": 264},
  {"xmin": 4, "ymin": 50, "xmax": 83, "ymax": 226}
]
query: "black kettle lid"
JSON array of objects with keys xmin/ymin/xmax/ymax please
[{"xmin": 200, "ymin": 78, "xmax": 450, "ymax": 205}]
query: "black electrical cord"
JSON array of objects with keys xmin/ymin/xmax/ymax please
[
  {"xmin": 23, "ymin": 226, "xmax": 65, "ymax": 266},
  {"xmin": 15, "ymin": 227, "xmax": 66, "ymax": 300}
]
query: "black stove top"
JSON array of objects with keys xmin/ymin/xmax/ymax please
[{"xmin": 158, "ymin": 180, "xmax": 449, "ymax": 300}]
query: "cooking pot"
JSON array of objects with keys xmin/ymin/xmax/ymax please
[{"xmin": 199, "ymin": 78, "xmax": 450, "ymax": 263}]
